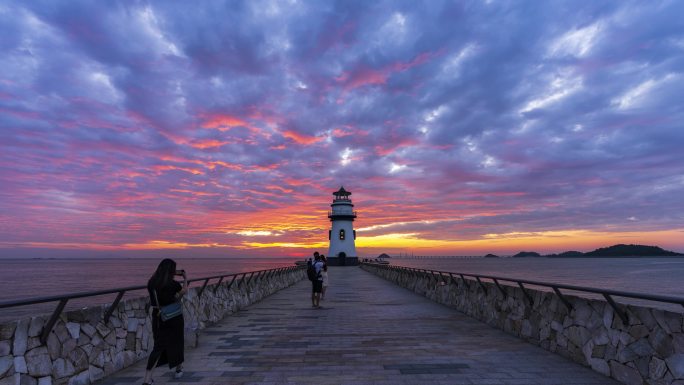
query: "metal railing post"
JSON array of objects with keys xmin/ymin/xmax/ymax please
[
  {"xmin": 212, "ymin": 276, "xmax": 225, "ymax": 294},
  {"xmin": 517, "ymin": 282, "xmax": 534, "ymax": 306},
  {"xmin": 603, "ymin": 293, "xmax": 629, "ymax": 324},
  {"xmin": 552, "ymin": 287, "xmax": 573, "ymax": 311},
  {"xmin": 245, "ymin": 272, "xmax": 255, "ymax": 286},
  {"xmin": 40, "ymin": 299, "xmax": 68, "ymax": 345},
  {"xmin": 252, "ymin": 271, "xmax": 262, "ymax": 284},
  {"xmin": 475, "ymin": 277, "xmax": 488, "ymax": 295},
  {"xmin": 492, "ymin": 278, "xmax": 507, "ymax": 298},
  {"xmin": 198, "ymin": 278, "xmax": 211, "ymax": 297},
  {"xmin": 237, "ymin": 273, "xmax": 248, "ymax": 288},
  {"xmin": 225, "ymin": 275, "xmax": 237, "ymax": 290},
  {"xmin": 104, "ymin": 290, "xmax": 126, "ymax": 323},
  {"xmin": 459, "ymin": 274, "xmax": 470, "ymax": 290}
]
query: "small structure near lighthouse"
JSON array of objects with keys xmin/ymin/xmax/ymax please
[{"xmin": 327, "ymin": 186, "xmax": 358, "ymax": 266}]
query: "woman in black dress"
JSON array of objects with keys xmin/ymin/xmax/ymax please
[{"xmin": 142, "ymin": 259, "xmax": 188, "ymax": 385}]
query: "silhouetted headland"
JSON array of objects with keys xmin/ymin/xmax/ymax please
[
  {"xmin": 511, "ymin": 251, "xmax": 542, "ymax": 258},
  {"xmin": 511, "ymin": 243, "xmax": 684, "ymax": 258}
]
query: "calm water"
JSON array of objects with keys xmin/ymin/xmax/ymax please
[
  {"xmin": 393, "ymin": 257, "xmax": 684, "ymax": 297},
  {"xmin": 0, "ymin": 257, "xmax": 294, "ymax": 322},
  {"xmin": 1, "ymin": 257, "xmax": 683, "ymax": 321},
  {"xmin": 393, "ymin": 257, "xmax": 684, "ymax": 311}
]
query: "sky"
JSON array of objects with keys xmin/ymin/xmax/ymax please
[{"xmin": 1, "ymin": 0, "xmax": 683, "ymax": 259}]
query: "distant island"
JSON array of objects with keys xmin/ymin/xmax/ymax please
[
  {"xmin": 582, "ymin": 244, "xmax": 683, "ymax": 257},
  {"xmin": 511, "ymin": 251, "xmax": 541, "ymax": 258},
  {"xmin": 508, "ymin": 244, "xmax": 683, "ymax": 258}
]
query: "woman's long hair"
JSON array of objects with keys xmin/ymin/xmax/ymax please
[{"xmin": 148, "ymin": 258, "xmax": 176, "ymax": 290}]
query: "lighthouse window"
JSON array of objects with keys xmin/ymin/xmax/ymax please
[{"xmin": 339, "ymin": 229, "xmax": 345, "ymax": 240}]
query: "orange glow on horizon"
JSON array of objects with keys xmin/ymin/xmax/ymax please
[
  {"xmin": 356, "ymin": 229, "xmax": 684, "ymax": 255},
  {"xmin": 240, "ymin": 241, "xmax": 329, "ymax": 249},
  {"xmin": 4, "ymin": 228, "xmax": 682, "ymax": 257}
]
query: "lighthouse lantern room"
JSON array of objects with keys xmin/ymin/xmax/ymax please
[{"xmin": 327, "ymin": 186, "xmax": 358, "ymax": 266}]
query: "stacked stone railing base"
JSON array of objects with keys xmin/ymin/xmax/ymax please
[
  {"xmin": 0, "ymin": 268, "xmax": 305, "ymax": 385},
  {"xmin": 361, "ymin": 264, "xmax": 684, "ymax": 385}
]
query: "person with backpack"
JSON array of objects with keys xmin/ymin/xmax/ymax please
[
  {"xmin": 306, "ymin": 252, "xmax": 317, "ymax": 273},
  {"xmin": 308, "ymin": 252, "xmax": 324, "ymax": 308}
]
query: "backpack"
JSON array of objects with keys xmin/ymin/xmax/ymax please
[{"xmin": 307, "ymin": 262, "xmax": 319, "ymax": 281}]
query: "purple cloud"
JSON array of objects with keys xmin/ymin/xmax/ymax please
[{"xmin": 1, "ymin": 0, "xmax": 683, "ymax": 256}]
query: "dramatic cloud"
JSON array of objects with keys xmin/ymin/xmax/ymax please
[{"xmin": 1, "ymin": 0, "xmax": 683, "ymax": 258}]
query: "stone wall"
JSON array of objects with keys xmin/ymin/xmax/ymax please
[
  {"xmin": 0, "ymin": 267, "xmax": 305, "ymax": 385},
  {"xmin": 361, "ymin": 264, "xmax": 684, "ymax": 385}
]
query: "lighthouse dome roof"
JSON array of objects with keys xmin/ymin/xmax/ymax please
[{"xmin": 333, "ymin": 186, "xmax": 351, "ymax": 196}]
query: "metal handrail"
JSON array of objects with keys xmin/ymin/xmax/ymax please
[
  {"xmin": 0, "ymin": 285, "xmax": 146, "ymax": 309},
  {"xmin": 0, "ymin": 265, "xmax": 305, "ymax": 344},
  {"xmin": 362, "ymin": 263, "xmax": 684, "ymax": 324},
  {"xmin": 327, "ymin": 210, "xmax": 357, "ymax": 217}
]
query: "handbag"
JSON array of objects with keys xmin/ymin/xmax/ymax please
[{"xmin": 153, "ymin": 289, "xmax": 183, "ymax": 321}]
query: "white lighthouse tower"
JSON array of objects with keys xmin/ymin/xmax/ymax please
[{"xmin": 327, "ymin": 186, "xmax": 358, "ymax": 266}]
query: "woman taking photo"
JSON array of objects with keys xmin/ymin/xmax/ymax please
[{"xmin": 142, "ymin": 258, "xmax": 188, "ymax": 385}]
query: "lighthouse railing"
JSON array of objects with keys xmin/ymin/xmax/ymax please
[{"xmin": 328, "ymin": 210, "xmax": 357, "ymax": 216}]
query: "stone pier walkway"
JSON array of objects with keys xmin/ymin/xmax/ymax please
[{"xmin": 96, "ymin": 267, "xmax": 618, "ymax": 385}]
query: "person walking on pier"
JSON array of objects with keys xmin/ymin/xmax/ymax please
[
  {"xmin": 142, "ymin": 258, "xmax": 188, "ymax": 385},
  {"xmin": 311, "ymin": 252, "xmax": 324, "ymax": 308},
  {"xmin": 307, "ymin": 251, "xmax": 318, "ymax": 269},
  {"xmin": 320, "ymin": 254, "xmax": 329, "ymax": 300}
]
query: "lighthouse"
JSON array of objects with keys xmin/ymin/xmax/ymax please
[{"xmin": 327, "ymin": 186, "xmax": 358, "ymax": 266}]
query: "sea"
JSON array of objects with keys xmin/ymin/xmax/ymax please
[
  {"xmin": 0, "ymin": 257, "xmax": 294, "ymax": 322},
  {"xmin": 1, "ymin": 256, "xmax": 683, "ymax": 322}
]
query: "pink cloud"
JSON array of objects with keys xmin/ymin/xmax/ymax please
[
  {"xmin": 202, "ymin": 113, "xmax": 257, "ymax": 132},
  {"xmin": 374, "ymin": 138, "xmax": 420, "ymax": 156},
  {"xmin": 152, "ymin": 165, "xmax": 204, "ymax": 175},
  {"xmin": 336, "ymin": 67, "xmax": 388, "ymax": 89},
  {"xmin": 282, "ymin": 130, "xmax": 324, "ymax": 145},
  {"xmin": 336, "ymin": 50, "xmax": 441, "ymax": 91},
  {"xmin": 189, "ymin": 139, "xmax": 230, "ymax": 149}
]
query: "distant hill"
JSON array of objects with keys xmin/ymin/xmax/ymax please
[
  {"xmin": 584, "ymin": 244, "xmax": 683, "ymax": 257},
  {"xmin": 482, "ymin": 244, "xmax": 682, "ymax": 259},
  {"xmin": 559, "ymin": 251, "xmax": 584, "ymax": 257},
  {"xmin": 512, "ymin": 251, "xmax": 542, "ymax": 258},
  {"xmin": 546, "ymin": 251, "xmax": 584, "ymax": 258}
]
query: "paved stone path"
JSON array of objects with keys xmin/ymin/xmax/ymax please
[{"xmin": 96, "ymin": 267, "xmax": 619, "ymax": 385}]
